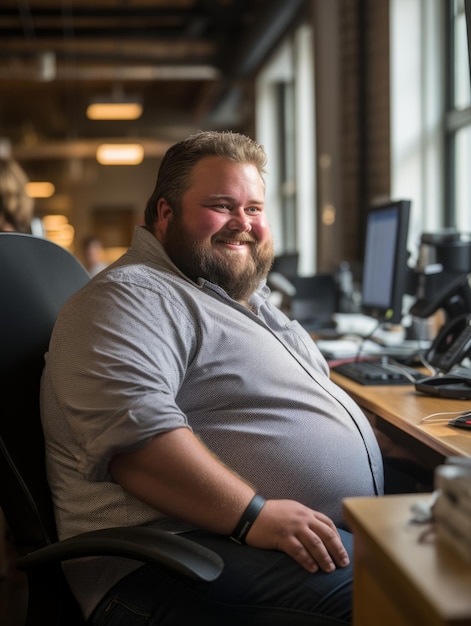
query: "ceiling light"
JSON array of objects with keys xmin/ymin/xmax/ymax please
[
  {"xmin": 87, "ymin": 86, "xmax": 143, "ymax": 120},
  {"xmin": 25, "ymin": 181, "xmax": 55, "ymax": 198},
  {"xmin": 42, "ymin": 214, "xmax": 69, "ymax": 229},
  {"xmin": 96, "ymin": 143, "xmax": 144, "ymax": 165},
  {"xmin": 43, "ymin": 214, "xmax": 75, "ymax": 249},
  {"xmin": 86, "ymin": 101, "xmax": 143, "ymax": 120}
]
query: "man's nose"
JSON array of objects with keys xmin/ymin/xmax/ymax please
[{"xmin": 227, "ymin": 209, "xmax": 252, "ymax": 232}]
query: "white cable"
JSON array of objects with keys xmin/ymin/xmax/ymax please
[{"xmin": 421, "ymin": 409, "xmax": 471, "ymax": 423}]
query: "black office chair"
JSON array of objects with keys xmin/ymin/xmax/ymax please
[{"xmin": 0, "ymin": 233, "xmax": 223, "ymax": 625}]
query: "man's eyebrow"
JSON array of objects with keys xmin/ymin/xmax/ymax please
[
  {"xmin": 204, "ymin": 194, "xmax": 264, "ymax": 204},
  {"xmin": 205, "ymin": 194, "xmax": 236, "ymax": 201}
]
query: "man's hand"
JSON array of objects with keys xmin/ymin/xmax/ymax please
[{"xmin": 246, "ymin": 499, "xmax": 350, "ymax": 573}]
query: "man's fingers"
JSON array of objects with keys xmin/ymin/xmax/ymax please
[
  {"xmin": 288, "ymin": 517, "xmax": 350, "ymax": 573},
  {"xmin": 308, "ymin": 519, "xmax": 350, "ymax": 569}
]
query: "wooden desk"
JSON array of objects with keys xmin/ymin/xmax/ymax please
[
  {"xmin": 343, "ymin": 494, "xmax": 471, "ymax": 626},
  {"xmin": 331, "ymin": 371, "xmax": 471, "ymax": 466}
]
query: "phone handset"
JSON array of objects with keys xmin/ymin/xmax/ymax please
[{"xmin": 426, "ymin": 313, "xmax": 471, "ymax": 373}]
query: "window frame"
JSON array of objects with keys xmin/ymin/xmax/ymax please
[{"xmin": 444, "ymin": 0, "xmax": 471, "ymax": 229}]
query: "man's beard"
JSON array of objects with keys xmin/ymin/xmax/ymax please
[{"xmin": 163, "ymin": 217, "xmax": 274, "ymax": 303}]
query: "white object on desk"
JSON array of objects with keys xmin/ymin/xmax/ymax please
[
  {"xmin": 332, "ymin": 313, "xmax": 408, "ymax": 347},
  {"xmin": 316, "ymin": 337, "xmax": 424, "ymax": 360},
  {"xmin": 332, "ymin": 313, "xmax": 379, "ymax": 336},
  {"xmin": 371, "ymin": 325, "xmax": 406, "ymax": 346},
  {"xmin": 316, "ymin": 338, "xmax": 383, "ymax": 359}
]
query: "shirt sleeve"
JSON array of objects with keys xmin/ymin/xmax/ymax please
[{"xmin": 48, "ymin": 276, "xmax": 196, "ymax": 481}]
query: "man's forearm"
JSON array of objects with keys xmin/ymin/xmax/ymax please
[{"xmin": 109, "ymin": 426, "xmax": 255, "ymax": 535}]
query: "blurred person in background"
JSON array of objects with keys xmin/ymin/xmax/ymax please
[
  {"xmin": 81, "ymin": 235, "xmax": 108, "ymax": 277},
  {"xmin": 0, "ymin": 158, "xmax": 34, "ymax": 233}
]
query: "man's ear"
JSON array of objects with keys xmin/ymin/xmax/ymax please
[
  {"xmin": 157, "ymin": 198, "xmax": 173, "ymax": 221},
  {"xmin": 154, "ymin": 198, "xmax": 173, "ymax": 241}
]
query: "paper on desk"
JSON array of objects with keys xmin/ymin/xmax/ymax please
[{"xmin": 315, "ymin": 339, "xmax": 383, "ymax": 359}]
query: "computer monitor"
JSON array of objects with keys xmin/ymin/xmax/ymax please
[
  {"xmin": 360, "ymin": 199, "xmax": 411, "ymax": 324},
  {"xmin": 270, "ymin": 252, "xmax": 299, "ymax": 281}
]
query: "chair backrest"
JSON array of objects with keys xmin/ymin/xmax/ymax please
[{"xmin": 0, "ymin": 233, "xmax": 89, "ymax": 623}]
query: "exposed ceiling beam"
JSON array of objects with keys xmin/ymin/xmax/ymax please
[
  {"xmin": 12, "ymin": 136, "xmax": 176, "ymax": 160},
  {"xmin": 224, "ymin": 0, "xmax": 306, "ymax": 78},
  {"xmin": 1, "ymin": 38, "xmax": 216, "ymax": 64},
  {"xmin": 0, "ymin": 60, "xmax": 220, "ymax": 81}
]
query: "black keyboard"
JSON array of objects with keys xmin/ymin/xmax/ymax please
[{"xmin": 332, "ymin": 360, "xmax": 426, "ymax": 385}]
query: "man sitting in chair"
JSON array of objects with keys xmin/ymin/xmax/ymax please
[{"xmin": 41, "ymin": 130, "xmax": 383, "ymax": 625}]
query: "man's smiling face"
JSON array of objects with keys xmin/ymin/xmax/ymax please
[{"xmin": 157, "ymin": 156, "xmax": 274, "ymax": 304}]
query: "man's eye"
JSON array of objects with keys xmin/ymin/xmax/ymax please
[{"xmin": 246, "ymin": 206, "xmax": 261, "ymax": 214}]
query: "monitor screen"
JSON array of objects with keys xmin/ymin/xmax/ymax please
[{"xmin": 361, "ymin": 199, "xmax": 411, "ymax": 324}]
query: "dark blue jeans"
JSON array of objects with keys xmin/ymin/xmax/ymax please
[{"xmin": 89, "ymin": 528, "xmax": 353, "ymax": 625}]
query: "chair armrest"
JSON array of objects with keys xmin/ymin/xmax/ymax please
[{"xmin": 17, "ymin": 526, "xmax": 224, "ymax": 582}]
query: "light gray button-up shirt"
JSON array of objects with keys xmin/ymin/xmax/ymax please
[{"xmin": 41, "ymin": 225, "xmax": 383, "ymax": 617}]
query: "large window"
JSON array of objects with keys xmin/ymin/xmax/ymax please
[
  {"xmin": 391, "ymin": 0, "xmax": 471, "ymax": 248},
  {"xmin": 255, "ymin": 23, "xmax": 316, "ymax": 275},
  {"xmin": 445, "ymin": 0, "xmax": 471, "ymax": 231},
  {"xmin": 390, "ymin": 0, "xmax": 444, "ymax": 257}
]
